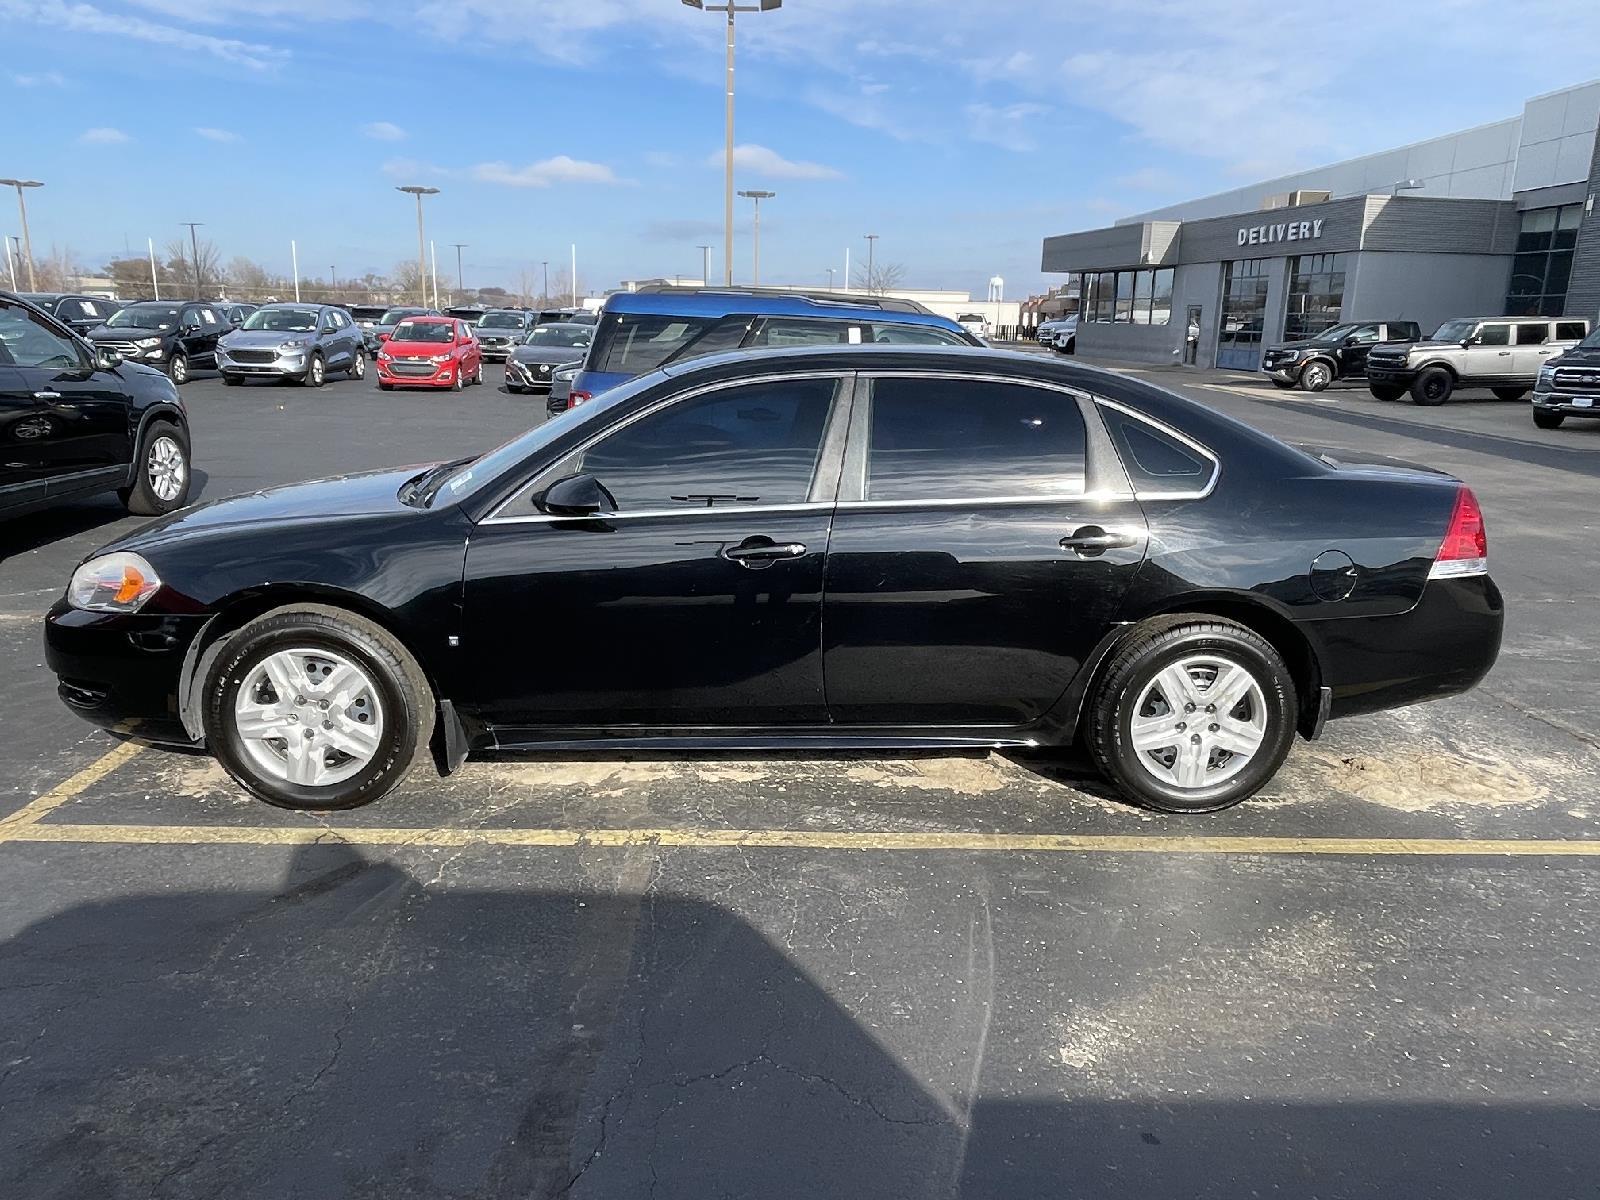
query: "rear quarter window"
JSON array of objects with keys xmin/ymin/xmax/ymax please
[
  {"xmin": 1556, "ymin": 321, "xmax": 1588, "ymax": 341},
  {"xmin": 1098, "ymin": 405, "xmax": 1215, "ymax": 495}
]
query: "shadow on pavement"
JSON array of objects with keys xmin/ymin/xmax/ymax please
[
  {"xmin": 2, "ymin": 843, "xmax": 1595, "ymax": 1198},
  {"xmin": 0, "ymin": 473, "xmax": 213, "ymax": 563}
]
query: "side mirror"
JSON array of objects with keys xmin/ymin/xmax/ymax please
[
  {"xmin": 377, "ymin": 332, "xmax": 391, "ymax": 342},
  {"xmin": 1463, "ymin": 334, "xmax": 1480, "ymax": 347},
  {"xmin": 93, "ymin": 345, "xmax": 122, "ymax": 370},
  {"xmin": 538, "ymin": 473, "xmax": 616, "ymax": 517}
]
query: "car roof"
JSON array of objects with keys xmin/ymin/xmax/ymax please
[{"xmin": 602, "ymin": 286, "xmax": 960, "ymax": 329}]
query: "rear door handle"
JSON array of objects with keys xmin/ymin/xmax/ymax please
[
  {"xmin": 1060, "ymin": 526, "xmax": 1139, "ymax": 557},
  {"xmin": 722, "ymin": 537, "xmax": 807, "ymax": 569}
]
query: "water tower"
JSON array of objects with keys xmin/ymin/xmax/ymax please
[{"xmin": 987, "ymin": 275, "xmax": 1004, "ymax": 303}]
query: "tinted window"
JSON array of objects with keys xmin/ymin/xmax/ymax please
[
  {"xmin": 749, "ymin": 318, "xmax": 860, "ymax": 348},
  {"xmin": 1556, "ymin": 321, "xmax": 1588, "ymax": 341},
  {"xmin": 864, "ymin": 378, "xmax": 1086, "ymax": 502},
  {"xmin": 0, "ymin": 303, "xmax": 82, "ymax": 369},
  {"xmin": 1515, "ymin": 323, "xmax": 1549, "ymax": 345},
  {"xmin": 1346, "ymin": 324, "xmax": 1381, "ymax": 344},
  {"xmin": 573, "ymin": 378, "xmax": 836, "ymax": 510},
  {"xmin": 588, "ymin": 313, "xmax": 716, "ymax": 374},
  {"xmin": 1098, "ymin": 406, "xmax": 1212, "ymax": 493},
  {"xmin": 1477, "ymin": 324, "xmax": 1511, "ymax": 346},
  {"xmin": 1388, "ymin": 323, "xmax": 1421, "ymax": 340},
  {"xmin": 869, "ymin": 323, "xmax": 969, "ymax": 346}
]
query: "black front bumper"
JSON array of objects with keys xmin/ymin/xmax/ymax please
[
  {"xmin": 44, "ymin": 602, "xmax": 209, "ymax": 746},
  {"xmin": 1534, "ymin": 389, "xmax": 1600, "ymax": 417},
  {"xmin": 1365, "ymin": 365, "xmax": 1417, "ymax": 386}
]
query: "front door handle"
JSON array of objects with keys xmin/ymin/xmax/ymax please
[
  {"xmin": 1060, "ymin": 526, "xmax": 1139, "ymax": 557},
  {"xmin": 722, "ymin": 537, "xmax": 807, "ymax": 569}
]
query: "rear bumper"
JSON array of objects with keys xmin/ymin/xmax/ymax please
[
  {"xmin": 1309, "ymin": 575, "xmax": 1504, "ymax": 721},
  {"xmin": 44, "ymin": 602, "xmax": 207, "ymax": 746}
]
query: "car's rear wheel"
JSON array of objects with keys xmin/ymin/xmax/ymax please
[
  {"xmin": 202, "ymin": 606, "xmax": 435, "ymax": 811},
  {"xmin": 118, "ymin": 419, "xmax": 191, "ymax": 515},
  {"xmin": 1492, "ymin": 386, "xmax": 1529, "ymax": 401},
  {"xmin": 302, "ymin": 352, "xmax": 326, "ymax": 388},
  {"xmin": 168, "ymin": 352, "xmax": 190, "ymax": 385},
  {"xmin": 1410, "ymin": 367, "xmax": 1454, "ymax": 406},
  {"xmin": 350, "ymin": 350, "xmax": 366, "ymax": 380},
  {"xmin": 1299, "ymin": 360, "xmax": 1333, "ymax": 392},
  {"xmin": 1087, "ymin": 617, "xmax": 1297, "ymax": 813},
  {"xmin": 1533, "ymin": 408, "xmax": 1566, "ymax": 429},
  {"xmin": 1368, "ymin": 384, "xmax": 1406, "ymax": 401}
]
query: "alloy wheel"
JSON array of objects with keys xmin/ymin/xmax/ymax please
[
  {"xmin": 1128, "ymin": 654, "xmax": 1267, "ymax": 791},
  {"xmin": 170, "ymin": 355, "xmax": 188, "ymax": 384},
  {"xmin": 233, "ymin": 647, "xmax": 385, "ymax": 788},
  {"xmin": 311, "ymin": 357, "xmax": 325, "ymax": 386},
  {"xmin": 352, "ymin": 351, "xmax": 365, "ymax": 379},
  {"xmin": 1302, "ymin": 363, "xmax": 1331, "ymax": 391},
  {"xmin": 147, "ymin": 434, "xmax": 187, "ymax": 502}
]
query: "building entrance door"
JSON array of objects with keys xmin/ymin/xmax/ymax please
[{"xmin": 1184, "ymin": 306, "xmax": 1202, "ymax": 365}]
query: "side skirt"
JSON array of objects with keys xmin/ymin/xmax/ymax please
[{"xmin": 484, "ymin": 727, "xmax": 1045, "ymax": 754}]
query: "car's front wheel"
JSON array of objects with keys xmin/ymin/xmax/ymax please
[
  {"xmin": 202, "ymin": 606, "xmax": 435, "ymax": 811},
  {"xmin": 1299, "ymin": 360, "xmax": 1333, "ymax": 392},
  {"xmin": 1410, "ymin": 367, "xmax": 1454, "ymax": 405},
  {"xmin": 302, "ymin": 352, "xmax": 326, "ymax": 388},
  {"xmin": 118, "ymin": 419, "xmax": 191, "ymax": 515},
  {"xmin": 1533, "ymin": 408, "xmax": 1566, "ymax": 429},
  {"xmin": 1087, "ymin": 617, "xmax": 1297, "ymax": 813},
  {"xmin": 168, "ymin": 352, "xmax": 190, "ymax": 385},
  {"xmin": 350, "ymin": 350, "xmax": 366, "ymax": 380}
]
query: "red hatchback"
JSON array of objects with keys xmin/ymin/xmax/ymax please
[{"xmin": 375, "ymin": 316, "xmax": 484, "ymax": 391}]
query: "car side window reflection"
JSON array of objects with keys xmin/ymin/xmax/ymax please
[
  {"xmin": 569, "ymin": 378, "xmax": 838, "ymax": 511},
  {"xmin": 0, "ymin": 303, "xmax": 81, "ymax": 369},
  {"xmin": 863, "ymin": 377, "xmax": 1088, "ymax": 502}
]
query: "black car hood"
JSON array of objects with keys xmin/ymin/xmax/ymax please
[
  {"xmin": 1550, "ymin": 345, "xmax": 1600, "ymax": 366},
  {"xmin": 86, "ymin": 324, "xmax": 167, "ymax": 341},
  {"xmin": 510, "ymin": 346, "xmax": 586, "ymax": 365},
  {"xmin": 102, "ymin": 466, "xmax": 436, "ymax": 553},
  {"xmin": 1266, "ymin": 338, "xmax": 1336, "ymax": 354}
]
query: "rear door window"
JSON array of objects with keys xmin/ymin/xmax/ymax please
[
  {"xmin": 863, "ymin": 377, "xmax": 1087, "ymax": 502},
  {"xmin": 1515, "ymin": 323, "xmax": 1549, "ymax": 345},
  {"xmin": 588, "ymin": 313, "xmax": 717, "ymax": 374}
]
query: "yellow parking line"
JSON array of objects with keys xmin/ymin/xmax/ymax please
[
  {"xmin": 7, "ymin": 821, "xmax": 1600, "ymax": 857},
  {"xmin": 0, "ymin": 741, "xmax": 145, "ymax": 840}
]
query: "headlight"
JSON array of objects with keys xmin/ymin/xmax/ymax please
[
  {"xmin": 279, "ymin": 339, "xmax": 309, "ymax": 351},
  {"xmin": 68, "ymin": 552, "xmax": 163, "ymax": 614},
  {"xmin": 135, "ymin": 336, "xmax": 161, "ymax": 349},
  {"xmin": 429, "ymin": 353, "xmax": 453, "ymax": 364}
]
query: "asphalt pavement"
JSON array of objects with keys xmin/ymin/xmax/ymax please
[{"xmin": 2, "ymin": 360, "xmax": 1599, "ymax": 1198}]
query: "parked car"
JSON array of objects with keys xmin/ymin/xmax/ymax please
[
  {"xmin": 957, "ymin": 313, "xmax": 990, "ymax": 340},
  {"xmin": 1038, "ymin": 315, "xmax": 1078, "ymax": 353},
  {"xmin": 505, "ymin": 322, "xmax": 593, "ymax": 395},
  {"xmin": 445, "ymin": 305, "xmax": 488, "ymax": 330},
  {"xmin": 548, "ymin": 362, "xmax": 580, "ymax": 416},
  {"xmin": 17, "ymin": 292, "xmax": 122, "ymax": 335},
  {"xmin": 375, "ymin": 316, "xmax": 483, "ymax": 391},
  {"xmin": 364, "ymin": 306, "xmax": 440, "ymax": 356},
  {"xmin": 570, "ymin": 285, "xmax": 980, "ymax": 404},
  {"xmin": 1260, "ymin": 321, "xmax": 1422, "ymax": 392},
  {"xmin": 42, "ymin": 344, "xmax": 1501, "ymax": 815},
  {"xmin": 1, "ymin": 291, "xmax": 191, "ymax": 520},
  {"xmin": 348, "ymin": 304, "xmax": 389, "ymax": 331},
  {"xmin": 1531, "ymin": 325, "xmax": 1600, "ymax": 429},
  {"xmin": 216, "ymin": 302, "xmax": 258, "ymax": 328},
  {"xmin": 83, "ymin": 300, "xmax": 232, "ymax": 384},
  {"xmin": 473, "ymin": 309, "xmax": 537, "ymax": 361},
  {"xmin": 217, "ymin": 302, "xmax": 366, "ymax": 387},
  {"xmin": 1365, "ymin": 315, "xmax": 1590, "ymax": 405}
]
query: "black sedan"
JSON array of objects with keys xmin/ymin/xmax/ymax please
[
  {"xmin": 44, "ymin": 346, "xmax": 1502, "ymax": 814},
  {"xmin": 504, "ymin": 322, "xmax": 592, "ymax": 395}
]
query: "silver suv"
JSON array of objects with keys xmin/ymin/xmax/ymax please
[{"xmin": 1365, "ymin": 315, "xmax": 1591, "ymax": 406}]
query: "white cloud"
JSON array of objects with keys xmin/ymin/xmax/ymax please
[
  {"xmin": 1114, "ymin": 166, "xmax": 1182, "ymax": 192},
  {"xmin": 79, "ymin": 127, "xmax": 131, "ymax": 144},
  {"xmin": 965, "ymin": 102, "xmax": 1046, "ymax": 153},
  {"xmin": 706, "ymin": 143, "xmax": 843, "ymax": 181},
  {"xmin": 11, "ymin": 70, "xmax": 65, "ymax": 86},
  {"xmin": 471, "ymin": 157, "xmax": 625, "ymax": 188},
  {"xmin": 363, "ymin": 121, "xmax": 407, "ymax": 141},
  {"xmin": 0, "ymin": 0, "xmax": 288, "ymax": 69},
  {"xmin": 195, "ymin": 126, "xmax": 240, "ymax": 142}
]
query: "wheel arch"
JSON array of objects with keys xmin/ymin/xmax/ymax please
[
  {"xmin": 1302, "ymin": 354, "xmax": 1338, "ymax": 378},
  {"xmin": 1412, "ymin": 359, "xmax": 1459, "ymax": 380},
  {"xmin": 126, "ymin": 403, "xmax": 188, "ymax": 487}
]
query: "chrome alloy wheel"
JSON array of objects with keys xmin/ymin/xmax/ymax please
[
  {"xmin": 1129, "ymin": 655, "xmax": 1267, "ymax": 790},
  {"xmin": 147, "ymin": 434, "xmax": 187, "ymax": 501},
  {"xmin": 352, "ymin": 350, "xmax": 366, "ymax": 379},
  {"xmin": 233, "ymin": 648, "xmax": 385, "ymax": 788}
]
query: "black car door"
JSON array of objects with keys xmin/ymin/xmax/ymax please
[
  {"xmin": 460, "ymin": 374, "xmax": 847, "ymax": 730},
  {"xmin": 1337, "ymin": 323, "xmax": 1382, "ymax": 377},
  {"xmin": 185, "ymin": 304, "xmax": 226, "ymax": 368},
  {"xmin": 0, "ymin": 360, "xmax": 44, "ymax": 509},
  {"xmin": 821, "ymin": 373, "xmax": 1149, "ymax": 728}
]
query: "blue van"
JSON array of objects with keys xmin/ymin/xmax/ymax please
[{"xmin": 569, "ymin": 286, "xmax": 980, "ymax": 405}]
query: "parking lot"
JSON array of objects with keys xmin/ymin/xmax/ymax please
[{"xmin": 4, "ymin": 362, "xmax": 1600, "ymax": 1196}]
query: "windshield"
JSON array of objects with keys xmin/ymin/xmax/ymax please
[
  {"xmin": 379, "ymin": 308, "xmax": 424, "ymax": 325},
  {"xmin": 1432, "ymin": 319, "xmax": 1476, "ymax": 343},
  {"xmin": 243, "ymin": 307, "xmax": 319, "ymax": 332},
  {"xmin": 477, "ymin": 312, "xmax": 525, "ymax": 329},
  {"xmin": 390, "ymin": 321, "xmax": 453, "ymax": 343},
  {"xmin": 1308, "ymin": 323, "xmax": 1357, "ymax": 343},
  {"xmin": 1578, "ymin": 328, "xmax": 1600, "ymax": 350},
  {"xmin": 107, "ymin": 303, "xmax": 180, "ymax": 330},
  {"xmin": 525, "ymin": 324, "xmax": 590, "ymax": 347}
]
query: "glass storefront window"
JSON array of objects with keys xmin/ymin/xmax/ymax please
[
  {"xmin": 1151, "ymin": 269, "xmax": 1173, "ymax": 326},
  {"xmin": 1506, "ymin": 203, "xmax": 1584, "ymax": 317},
  {"xmin": 1284, "ymin": 252, "xmax": 1347, "ymax": 341},
  {"xmin": 1073, "ymin": 268, "xmax": 1175, "ymax": 326},
  {"xmin": 1131, "ymin": 271, "xmax": 1153, "ymax": 325},
  {"xmin": 1114, "ymin": 272, "xmax": 1135, "ymax": 323},
  {"xmin": 1217, "ymin": 258, "xmax": 1271, "ymax": 370}
]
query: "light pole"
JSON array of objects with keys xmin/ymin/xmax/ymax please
[
  {"xmin": 697, "ymin": 244, "xmax": 712, "ymax": 286},
  {"xmin": 396, "ymin": 185, "xmax": 439, "ymax": 306},
  {"xmin": 864, "ymin": 233, "xmax": 879, "ymax": 293},
  {"xmin": 181, "ymin": 222, "xmax": 205, "ymax": 297},
  {"xmin": 680, "ymin": 0, "xmax": 783, "ymax": 286},
  {"xmin": 737, "ymin": 190, "xmax": 775, "ymax": 284},
  {"xmin": 330, "ymin": 265, "xmax": 337, "ymax": 300},
  {"xmin": 452, "ymin": 242, "xmax": 468, "ymax": 297},
  {"xmin": 826, "ymin": 267, "xmax": 835, "ymax": 290},
  {"xmin": 0, "ymin": 178, "xmax": 41, "ymax": 291},
  {"xmin": 541, "ymin": 260, "xmax": 549, "ymax": 304}
]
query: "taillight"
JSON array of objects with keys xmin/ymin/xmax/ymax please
[
  {"xmin": 1429, "ymin": 486, "xmax": 1488, "ymax": 579},
  {"xmin": 568, "ymin": 390, "xmax": 592, "ymax": 409}
]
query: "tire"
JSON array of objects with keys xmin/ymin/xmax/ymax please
[
  {"xmin": 301, "ymin": 352, "xmax": 326, "ymax": 388},
  {"xmin": 221, "ymin": 373, "xmax": 242, "ymax": 387},
  {"xmin": 1299, "ymin": 360, "xmax": 1333, "ymax": 392},
  {"xmin": 117, "ymin": 419, "xmax": 191, "ymax": 516},
  {"xmin": 1368, "ymin": 384, "xmax": 1406, "ymax": 402},
  {"xmin": 1086, "ymin": 616, "xmax": 1298, "ymax": 813},
  {"xmin": 1492, "ymin": 386, "xmax": 1528, "ymax": 401},
  {"xmin": 1061, "ymin": 338, "xmax": 1075, "ymax": 355},
  {"xmin": 1409, "ymin": 367, "xmax": 1454, "ymax": 406},
  {"xmin": 349, "ymin": 350, "xmax": 366, "ymax": 381},
  {"xmin": 1271, "ymin": 379, "xmax": 1296, "ymax": 390},
  {"xmin": 201, "ymin": 606, "xmax": 436, "ymax": 811},
  {"xmin": 451, "ymin": 368, "xmax": 463, "ymax": 392},
  {"xmin": 507, "ymin": 382, "xmax": 524, "ymax": 395},
  {"xmin": 168, "ymin": 352, "xmax": 190, "ymax": 386},
  {"xmin": 379, "ymin": 382, "xmax": 394, "ymax": 392},
  {"xmin": 1533, "ymin": 408, "xmax": 1566, "ymax": 429},
  {"xmin": 474, "ymin": 361, "xmax": 485, "ymax": 386}
]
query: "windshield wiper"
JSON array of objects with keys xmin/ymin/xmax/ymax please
[{"xmin": 398, "ymin": 457, "xmax": 476, "ymax": 507}]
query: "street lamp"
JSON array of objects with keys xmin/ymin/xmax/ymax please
[
  {"xmin": 0, "ymin": 178, "xmax": 43, "ymax": 291},
  {"xmin": 863, "ymin": 233, "xmax": 879, "ymax": 292},
  {"xmin": 680, "ymin": 0, "xmax": 783, "ymax": 286},
  {"xmin": 737, "ymin": 189, "xmax": 775, "ymax": 284},
  {"xmin": 826, "ymin": 267, "xmax": 836, "ymax": 290},
  {"xmin": 541, "ymin": 260, "xmax": 549, "ymax": 304},
  {"xmin": 181, "ymin": 222, "xmax": 205, "ymax": 297},
  {"xmin": 452, "ymin": 242, "xmax": 468, "ymax": 298},
  {"xmin": 697, "ymin": 244, "xmax": 712, "ymax": 286},
  {"xmin": 396, "ymin": 186, "xmax": 439, "ymax": 306}
]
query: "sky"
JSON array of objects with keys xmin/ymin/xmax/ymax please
[{"xmin": 5, "ymin": 0, "xmax": 1600, "ymax": 302}]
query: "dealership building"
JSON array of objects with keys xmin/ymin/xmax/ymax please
[{"xmin": 1041, "ymin": 79, "xmax": 1600, "ymax": 369}]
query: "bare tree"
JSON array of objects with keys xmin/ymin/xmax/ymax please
[
  {"xmin": 105, "ymin": 256, "xmax": 172, "ymax": 300},
  {"xmin": 390, "ymin": 259, "xmax": 428, "ymax": 306},
  {"xmin": 164, "ymin": 237, "xmax": 223, "ymax": 298},
  {"xmin": 225, "ymin": 255, "xmax": 282, "ymax": 300},
  {"xmin": 853, "ymin": 261, "xmax": 907, "ymax": 296},
  {"xmin": 31, "ymin": 244, "xmax": 87, "ymax": 291}
]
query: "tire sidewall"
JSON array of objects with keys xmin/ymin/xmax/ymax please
[
  {"xmin": 125, "ymin": 419, "xmax": 190, "ymax": 514},
  {"xmin": 169, "ymin": 353, "xmax": 189, "ymax": 385},
  {"xmin": 306, "ymin": 353, "xmax": 325, "ymax": 388},
  {"xmin": 1300, "ymin": 361, "xmax": 1332, "ymax": 392},
  {"xmin": 1411, "ymin": 368, "xmax": 1452, "ymax": 405},
  {"xmin": 203, "ymin": 617, "xmax": 422, "ymax": 811},
  {"xmin": 1097, "ymin": 626, "xmax": 1297, "ymax": 813}
]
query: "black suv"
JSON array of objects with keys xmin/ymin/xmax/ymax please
[
  {"xmin": 1532, "ymin": 326, "xmax": 1600, "ymax": 429},
  {"xmin": 18, "ymin": 293, "xmax": 122, "ymax": 336},
  {"xmin": 1260, "ymin": 321, "xmax": 1422, "ymax": 392},
  {"xmin": 0, "ymin": 291, "xmax": 192, "ymax": 520},
  {"xmin": 83, "ymin": 299, "xmax": 232, "ymax": 385}
]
